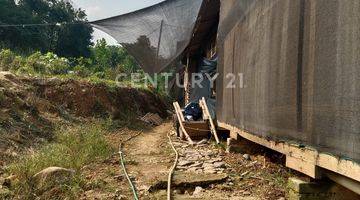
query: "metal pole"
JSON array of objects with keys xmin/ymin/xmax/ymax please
[
  {"xmin": 184, "ymin": 54, "xmax": 190, "ymax": 105},
  {"xmin": 156, "ymin": 20, "xmax": 164, "ymax": 62}
]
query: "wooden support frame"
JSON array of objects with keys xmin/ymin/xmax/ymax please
[
  {"xmin": 218, "ymin": 121, "xmax": 360, "ymax": 183},
  {"xmin": 173, "ymin": 102, "xmax": 194, "ymax": 144},
  {"xmin": 200, "ymin": 97, "xmax": 220, "ymax": 144}
]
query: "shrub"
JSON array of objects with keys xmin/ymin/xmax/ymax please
[
  {"xmin": 73, "ymin": 65, "xmax": 91, "ymax": 78},
  {"xmin": 16, "ymin": 52, "xmax": 71, "ymax": 76},
  {"xmin": 23, "ymin": 52, "xmax": 46, "ymax": 75},
  {"xmin": 0, "ymin": 49, "xmax": 16, "ymax": 71},
  {"xmin": 92, "ymin": 71, "xmax": 105, "ymax": 79},
  {"xmin": 10, "ymin": 56, "xmax": 25, "ymax": 71},
  {"xmin": 44, "ymin": 52, "xmax": 70, "ymax": 75}
]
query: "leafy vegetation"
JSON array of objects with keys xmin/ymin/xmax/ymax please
[
  {"xmin": 6, "ymin": 122, "xmax": 114, "ymax": 199},
  {"xmin": 0, "ymin": 39, "xmax": 173, "ymax": 96},
  {"xmin": 0, "ymin": 39, "xmax": 141, "ymax": 77},
  {"xmin": 0, "ymin": 0, "xmax": 171, "ymax": 95}
]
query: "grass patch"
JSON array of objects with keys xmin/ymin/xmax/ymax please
[
  {"xmin": 6, "ymin": 123, "xmax": 113, "ymax": 199},
  {"xmin": 214, "ymin": 141, "xmax": 227, "ymax": 150}
]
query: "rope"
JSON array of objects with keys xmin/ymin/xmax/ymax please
[
  {"xmin": 0, "ymin": 22, "xmax": 87, "ymax": 28},
  {"xmin": 118, "ymin": 132, "xmax": 142, "ymax": 200},
  {"xmin": 0, "ymin": 21, "xmax": 191, "ymax": 29},
  {"xmin": 167, "ymin": 132, "xmax": 179, "ymax": 200}
]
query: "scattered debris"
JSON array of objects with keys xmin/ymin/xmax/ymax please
[
  {"xmin": 140, "ymin": 113, "xmax": 163, "ymax": 126},
  {"xmin": 241, "ymin": 171, "xmax": 250, "ymax": 177},
  {"xmin": 149, "ymin": 172, "xmax": 228, "ymax": 192},
  {"xmin": 197, "ymin": 139, "xmax": 208, "ymax": 145},
  {"xmin": 32, "ymin": 167, "xmax": 75, "ymax": 190},
  {"xmin": 178, "ymin": 160, "xmax": 194, "ymax": 167},
  {"xmin": 213, "ymin": 161, "xmax": 226, "ymax": 168},
  {"xmin": 2, "ymin": 175, "xmax": 16, "ymax": 188},
  {"xmin": 192, "ymin": 186, "xmax": 204, "ymax": 196},
  {"xmin": 243, "ymin": 154, "xmax": 251, "ymax": 160},
  {"xmin": 172, "ymin": 138, "xmax": 228, "ymax": 175}
]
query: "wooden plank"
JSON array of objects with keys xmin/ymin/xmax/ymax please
[
  {"xmin": 184, "ymin": 121, "xmax": 210, "ymax": 138},
  {"xmin": 184, "ymin": 121, "xmax": 210, "ymax": 131},
  {"xmin": 326, "ymin": 171, "xmax": 360, "ymax": 195},
  {"xmin": 173, "ymin": 102, "xmax": 194, "ymax": 144},
  {"xmin": 200, "ymin": 97, "xmax": 220, "ymax": 144},
  {"xmin": 174, "ymin": 102, "xmax": 185, "ymax": 122},
  {"xmin": 218, "ymin": 121, "xmax": 360, "ymax": 183},
  {"xmin": 286, "ymin": 156, "xmax": 321, "ymax": 179}
]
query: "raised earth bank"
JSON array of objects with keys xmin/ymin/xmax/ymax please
[{"xmin": 0, "ymin": 71, "xmax": 167, "ymax": 164}]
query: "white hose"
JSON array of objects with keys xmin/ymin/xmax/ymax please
[{"xmin": 167, "ymin": 133, "xmax": 179, "ymax": 200}]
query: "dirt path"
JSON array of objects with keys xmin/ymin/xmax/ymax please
[
  {"xmin": 79, "ymin": 123, "xmax": 174, "ymax": 200},
  {"xmin": 80, "ymin": 122, "xmax": 292, "ymax": 200},
  {"xmin": 125, "ymin": 123, "xmax": 174, "ymax": 197}
]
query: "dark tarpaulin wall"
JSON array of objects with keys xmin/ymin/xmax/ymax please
[
  {"xmin": 217, "ymin": 0, "xmax": 360, "ymax": 162},
  {"xmin": 91, "ymin": 0, "xmax": 203, "ymax": 74}
]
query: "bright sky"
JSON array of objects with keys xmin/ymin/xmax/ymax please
[{"xmin": 72, "ymin": 0, "xmax": 164, "ymax": 45}]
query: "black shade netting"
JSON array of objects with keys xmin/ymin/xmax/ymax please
[{"xmin": 91, "ymin": 0, "xmax": 203, "ymax": 74}]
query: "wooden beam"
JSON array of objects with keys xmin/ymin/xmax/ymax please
[
  {"xmin": 173, "ymin": 102, "xmax": 194, "ymax": 144},
  {"xmin": 200, "ymin": 97, "xmax": 220, "ymax": 144},
  {"xmin": 218, "ymin": 121, "xmax": 360, "ymax": 183},
  {"xmin": 286, "ymin": 156, "xmax": 322, "ymax": 179},
  {"xmin": 174, "ymin": 102, "xmax": 185, "ymax": 122},
  {"xmin": 325, "ymin": 171, "xmax": 360, "ymax": 195}
]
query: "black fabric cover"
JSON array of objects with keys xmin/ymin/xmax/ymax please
[{"xmin": 189, "ymin": 56, "xmax": 217, "ymax": 103}]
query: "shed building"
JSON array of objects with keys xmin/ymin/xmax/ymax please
[{"xmin": 92, "ymin": 0, "xmax": 360, "ymax": 193}]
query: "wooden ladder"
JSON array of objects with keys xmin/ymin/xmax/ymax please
[{"xmin": 173, "ymin": 97, "xmax": 220, "ymax": 144}]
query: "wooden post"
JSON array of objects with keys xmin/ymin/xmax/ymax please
[
  {"xmin": 184, "ymin": 55, "xmax": 190, "ymax": 105},
  {"xmin": 200, "ymin": 97, "xmax": 220, "ymax": 144}
]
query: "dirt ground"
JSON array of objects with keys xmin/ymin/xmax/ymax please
[{"xmin": 80, "ymin": 121, "xmax": 295, "ymax": 200}]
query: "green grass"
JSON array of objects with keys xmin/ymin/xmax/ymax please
[{"xmin": 6, "ymin": 123, "xmax": 114, "ymax": 199}]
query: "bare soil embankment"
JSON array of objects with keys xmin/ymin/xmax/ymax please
[{"xmin": 0, "ymin": 72, "xmax": 167, "ymax": 165}]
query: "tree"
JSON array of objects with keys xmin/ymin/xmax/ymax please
[
  {"xmin": 91, "ymin": 39, "xmax": 139, "ymax": 74},
  {"xmin": 0, "ymin": 0, "xmax": 45, "ymax": 51},
  {"xmin": 0, "ymin": 0, "xmax": 93, "ymax": 57}
]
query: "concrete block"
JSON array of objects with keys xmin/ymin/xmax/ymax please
[
  {"xmin": 287, "ymin": 177, "xmax": 360, "ymax": 200},
  {"xmin": 226, "ymin": 138, "xmax": 236, "ymax": 153}
]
